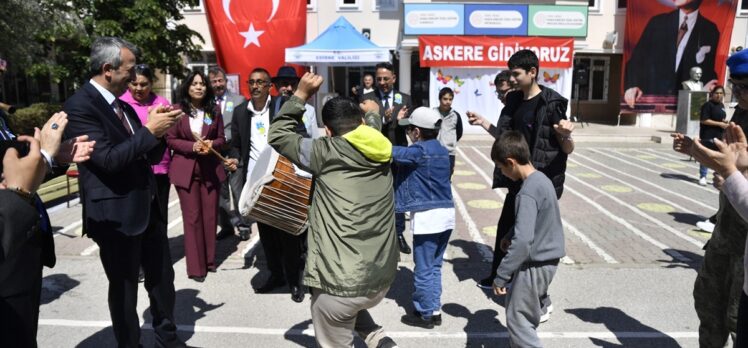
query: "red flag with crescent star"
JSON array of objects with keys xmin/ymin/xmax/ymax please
[{"xmin": 204, "ymin": 0, "xmax": 306, "ymax": 98}]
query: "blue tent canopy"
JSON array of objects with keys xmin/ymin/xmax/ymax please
[{"xmin": 286, "ymin": 16, "xmax": 390, "ymax": 65}]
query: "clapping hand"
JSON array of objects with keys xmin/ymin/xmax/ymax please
[
  {"xmin": 56, "ymin": 135, "xmax": 95, "ymax": 164},
  {"xmin": 2, "ymin": 129, "xmax": 46, "ymax": 194},
  {"xmin": 359, "ymin": 100, "xmax": 380, "ymax": 114},
  {"xmin": 146, "ymin": 104, "xmax": 184, "ymax": 138},
  {"xmin": 690, "ymin": 123, "xmax": 748, "ymax": 177},
  {"xmin": 396, "ymin": 106, "xmax": 409, "ymax": 121},
  {"xmin": 671, "ymin": 133, "xmax": 694, "ymax": 156}
]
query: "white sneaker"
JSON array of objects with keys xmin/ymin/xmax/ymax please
[
  {"xmin": 540, "ymin": 304, "xmax": 553, "ymax": 323},
  {"xmin": 699, "ymin": 177, "xmax": 707, "ymax": 186},
  {"xmin": 696, "ymin": 220, "xmax": 715, "ymax": 233}
]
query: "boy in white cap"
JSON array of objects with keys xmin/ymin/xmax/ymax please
[{"xmin": 394, "ymin": 107, "xmax": 455, "ymax": 329}]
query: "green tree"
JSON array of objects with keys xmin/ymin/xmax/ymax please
[{"xmin": 8, "ymin": 0, "xmax": 204, "ymax": 86}]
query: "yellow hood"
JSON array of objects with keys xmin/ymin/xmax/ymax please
[{"xmin": 342, "ymin": 125, "xmax": 392, "ymax": 163}]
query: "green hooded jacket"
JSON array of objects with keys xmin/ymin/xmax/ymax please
[{"xmin": 268, "ymin": 96, "xmax": 398, "ymax": 297}]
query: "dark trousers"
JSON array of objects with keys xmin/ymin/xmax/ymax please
[
  {"xmin": 155, "ymin": 174, "xmax": 170, "ymax": 223},
  {"xmin": 737, "ymin": 291, "xmax": 748, "ymax": 348},
  {"xmin": 0, "ymin": 233, "xmax": 44, "ymax": 348},
  {"xmin": 218, "ymin": 167, "xmax": 249, "ymax": 231},
  {"xmin": 90, "ymin": 199, "xmax": 179, "ymax": 348},
  {"xmin": 489, "ymin": 183, "xmax": 521, "ymax": 279},
  {"xmin": 257, "ymin": 222, "xmax": 306, "ymax": 287},
  {"xmin": 176, "ymin": 177, "xmax": 219, "ymax": 277}
]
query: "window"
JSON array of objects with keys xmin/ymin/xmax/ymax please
[
  {"xmin": 572, "ymin": 56, "xmax": 610, "ymax": 102},
  {"xmin": 373, "ymin": 0, "xmax": 397, "ymax": 12},
  {"xmin": 617, "ymin": 0, "xmax": 626, "ymax": 8},
  {"xmin": 741, "ymin": 0, "xmax": 748, "ymax": 15},
  {"xmin": 307, "ymin": 0, "xmax": 317, "ymax": 12},
  {"xmin": 182, "ymin": 0, "xmax": 203, "ymax": 13},
  {"xmin": 588, "ymin": 0, "xmax": 601, "ymax": 13},
  {"xmin": 337, "ymin": 0, "xmax": 360, "ymax": 11}
]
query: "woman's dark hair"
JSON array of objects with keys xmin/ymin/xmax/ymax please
[
  {"xmin": 438, "ymin": 87, "xmax": 454, "ymax": 99},
  {"xmin": 134, "ymin": 64, "xmax": 154, "ymax": 82},
  {"xmin": 711, "ymin": 85, "xmax": 725, "ymax": 96},
  {"xmin": 177, "ymin": 70, "xmax": 215, "ymax": 115}
]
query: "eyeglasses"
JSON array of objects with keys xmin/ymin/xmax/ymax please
[
  {"xmin": 376, "ymin": 77, "xmax": 392, "ymax": 82},
  {"xmin": 248, "ymin": 79, "xmax": 269, "ymax": 87}
]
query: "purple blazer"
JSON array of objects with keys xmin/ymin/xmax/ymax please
[{"xmin": 166, "ymin": 105, "xmax": 227, "ymax": 190}]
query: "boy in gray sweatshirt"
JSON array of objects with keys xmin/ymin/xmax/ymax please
[{"xmin": 491, "ymin": 130, "xmax": 565, "ymax": 347}]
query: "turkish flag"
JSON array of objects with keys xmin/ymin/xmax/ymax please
[{"xmin": 205, "ymin": 0, "xmax": 306, "ymax": 98}]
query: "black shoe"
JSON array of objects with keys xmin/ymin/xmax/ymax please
[
  {"xmin": 401, "ymin": 312, "xmax": 434, "ymax": 329},
  {"xmin": 217, "ymin": 227, "xmax": 235, "ymax": 240},
  {"xmin": 477, "ymin": 277, "xmax": 494, "ymax": 289},
  {"xmin": 397, "ymin": 235, "xmax": 411, "ymax": 254},
  {"xmin": 189, "ymin": 275, "xmax": 206, "ymax": 283},
  {"xmin": 376, "ymin": 337, "xmax": 398, "ymax": 348},
  {"xmin": 238, "ymin": 228, "xmax": 251, "ymax": 241},
  {"xmin": 433, "ymin": 314, "xmax": 442, "ymax": 326},
  {"xmin": 291, "ymin": 285, "xmax": 305, "ymax": 303},
  {"xmin": 254, "ymin": 276, "xmax": 286, "ymax": 293}
]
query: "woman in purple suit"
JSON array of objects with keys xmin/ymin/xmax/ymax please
[{"xmin": 167, "ymin": 71, "xmax": 227, "ymax": 282}]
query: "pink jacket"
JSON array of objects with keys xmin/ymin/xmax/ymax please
[{"xmin": 120, "ymin": 90, "xmax": 172, "ymax": 174}]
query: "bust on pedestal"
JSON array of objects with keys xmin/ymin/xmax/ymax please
[{"xmin": 682, "ymin": 67, "xmax": 705, "ymax": 91}]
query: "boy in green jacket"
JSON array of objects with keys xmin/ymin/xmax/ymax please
[{"xmin": 268, "ymin": 73, "xmax": 399, "ymax": 348}]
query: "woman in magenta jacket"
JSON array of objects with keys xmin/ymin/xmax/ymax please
[{"xmin": 166, "ymin": 71, "xmax": 226, "ymax": 282}]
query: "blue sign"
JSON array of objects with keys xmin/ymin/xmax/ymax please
[
  {"xmin": 404, "ymin": 4, "xmax": 464, "ymax": 35},
  {"xmin": 464, "ymin": 4, "xmax": 528, "ymax": 36}
]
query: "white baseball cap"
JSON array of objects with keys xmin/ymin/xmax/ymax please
[{"xmin": 398, "ymin": 106, "xmax": 441, "ymax": 129}]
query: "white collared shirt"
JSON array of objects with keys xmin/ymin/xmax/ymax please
[
  {"xmin": 245, "ymin": 97, "xmax": 272, "ymax": 181},
  {"xmin": 189, "ymin": 109, "xmax": 205, "ymax": 135},
  {"xmin": 676, "ymin": 9, "xmax": 699, "ymax": 71},
  {"xmin": 381, "ymin": 90, "xmax": 394, "ymax": 124},
  {"xmin": 89, "ymin": 79, "xmax": 134, "ymax": 131}
]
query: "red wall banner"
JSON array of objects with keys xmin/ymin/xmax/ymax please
[
  {"xmin": 622, "ymin": 0, "xmax": 738, "ymax": 113},
  {"xmin": 204, "ymin": 0, "xmax": 306, "ymax": 98},
  {"xmin": 418, "ymin": 36, "xmax": 574, "ymax": 69}
]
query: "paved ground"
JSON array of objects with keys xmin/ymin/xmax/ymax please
[{"xmin": 39, "ymin": 138, "xmax": 718, "ymax": 347}]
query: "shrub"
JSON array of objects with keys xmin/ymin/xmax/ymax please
[{"xmin": 8, "ymin": 103, "xmax": 63, "ymax": 135}]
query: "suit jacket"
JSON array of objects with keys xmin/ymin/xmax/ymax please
[
  {"xmin": 625, "ymin": 10, "xmax": 719, "ymax": 96},
  {"xmin": 63, "ymin": 82, "xmax": 167, "ymax": 237},
  {"xmin": 362, "ymin": 90, "xmax": 412, "ymax": 146},
  {"xmin": 230, "ymin": 96, "xmax": 309, "ymax": 182},
  {"xmin": 166, "ymin": 105, "xmax": 226, "ymax": 190},
  {"xmin": 219, "ymin": 92, "xmax": 246, "ymax": 144}
]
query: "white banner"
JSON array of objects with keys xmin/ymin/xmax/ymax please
[{"xmin": 429, "ymin": 67, "xmax": 573, "ymax": 134}]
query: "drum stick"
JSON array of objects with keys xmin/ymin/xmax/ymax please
[{"xmin": 192, "ymin": 131, "xmax": 228, "ymax": 163}]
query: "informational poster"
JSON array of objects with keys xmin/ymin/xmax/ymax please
[
  {"xmin": 429, "ymin": 67, "xmax": 573, "ymax": 135},
  {"xmin": 622, "ymin": 0, "xmax": 738, "ymax": 114}
]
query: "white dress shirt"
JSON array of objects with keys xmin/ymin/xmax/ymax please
[{"xmin": 675, "ymin": 9, "xmax": 699, "ymax": 72}]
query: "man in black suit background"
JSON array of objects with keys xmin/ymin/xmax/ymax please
[
  {"xmin": 624, "ymin": 0, "xmax": 719, "ymax": 108},
  {"xmin": 230, "ymin": 68, "xmax": 308, "ymax": 301},
  {"xmin": 362, "ymin": 62, "xmax": 413, "ymax": 254},
  {"xmin": 63, "ymin": 37, "xmax": 185, "ymax": 348}
]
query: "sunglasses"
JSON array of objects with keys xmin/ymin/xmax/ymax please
[{"xmin": 248, "ymin": 79, "xmax": 269, "ymax": 87}]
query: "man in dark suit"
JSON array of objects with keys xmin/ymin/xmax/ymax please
[
  {"xmin": 230, "ymin": 67, "xmax": 309, "ymax": 302},
  {"xmin": 63, "ymin": 37, "xmax": 185, "ymax": 348},
  {"xmin": 624, "ymin": 0, "xmax": 719, "ymax": 107},
  {"xmin": 209, "ymin": 66, "xmax": 250, "ymax": 241},
  {"xmin": 362, "ymin": 62, "xmax": 413, "ymax": 254}
]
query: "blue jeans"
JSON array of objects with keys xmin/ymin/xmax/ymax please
[
  {"xmin": 699, "ymin": 165, "xmax": 708, "ymax": 179},
  {"xmin": 412, "ymin": 229, "xmax": 452, "ymax": 319}
]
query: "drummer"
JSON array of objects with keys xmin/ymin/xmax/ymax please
[{"xmin": 228, "ymin": 66, "xmax": 309, "ymax": 303}]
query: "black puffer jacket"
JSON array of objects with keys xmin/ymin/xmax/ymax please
[{"xmin": 489, "ymin": 86, "xmax": 569, "ymax": 198}]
